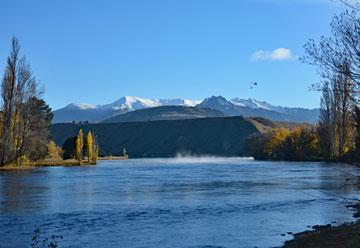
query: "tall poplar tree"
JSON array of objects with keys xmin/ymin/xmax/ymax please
[
  {"xmin": 75, "ymin": 129, "xmax": 84, "ymax": 161},
  {"xmin": 86, "ymin": 131, "xmax": 93, "ymax": 162}
]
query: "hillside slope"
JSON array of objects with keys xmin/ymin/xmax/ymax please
[
  {"xmin": 101, "ymin": 106, "xmax": 224, "ymax": 123},
  {"xmin": 51, "ymin": 116, "xmax": 259, "ymax": 158}
]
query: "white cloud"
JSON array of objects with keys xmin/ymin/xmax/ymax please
[{"xmin": 251, "ymin": 48, "xmax": 293, "ymax": 61}]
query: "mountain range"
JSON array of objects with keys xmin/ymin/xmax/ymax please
[{"xmin": 52, "ymin": 96, "xmax": 320, "ymax": 124}]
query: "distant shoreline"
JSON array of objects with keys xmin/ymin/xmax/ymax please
[
  {"xmin": 0, "ymin": 156, "xmax": 131, "ymax": 171},
  {"xmin": 98, "ymin": 156, "xmax": 128, "ymax": 160},
  {"xmin": 0, "ymin": 159, "xmax": 96, "ymax": 170}
]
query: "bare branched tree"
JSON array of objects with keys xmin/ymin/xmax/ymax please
[
  {"xmin": 337, "ymin": 0, "xmax": 360, "ymax": 11},
  {"xmin": 304, "ymin": 5, "xmax": 360, "ymax": 160},
  {"xmin": 302, "ymin": 10, "xmax": 360, "ymax": 104}
]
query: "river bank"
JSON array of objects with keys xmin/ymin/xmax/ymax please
[
  {"xmin": 284, "ymin": 203, "xmax": 360, "ymax": 248},
  {"xmin": 0, "ymin": 159, "xmax": 96, "ymax": 170},
  {"xmin": 98, "ymin": 155, "xmax": 128, "ymax": 160}
]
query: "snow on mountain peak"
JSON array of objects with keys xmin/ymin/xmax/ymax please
[
  {"xmin": 65, "ymin": 103, "xmax": 97, "ymax": 110},
  {"xmin": 231, "ymin": 98, "xmax": 274, "ymax": 110},
  {"xmin": 62, "ymin": 96, "xmax": 284, "ymax": 113},
  {"xmin": 123, "ymin": 96, "xmax": 161, "ymax": 109},
  {"xmin": 183, "ymin": 99, "xmax": 202, "ymax": 107}
]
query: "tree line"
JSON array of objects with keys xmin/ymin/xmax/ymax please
[
  {"xmin": 245, "ymin": 7, "xmax": 360, "ymax": 163},
  {"xmin": 245, "ymin": 127, "xmax": 321, "ymax": 161}
]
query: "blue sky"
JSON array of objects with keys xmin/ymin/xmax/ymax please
[{"xmin": 0, "ymin": 0, "xmax": 344, "ymax": 110}]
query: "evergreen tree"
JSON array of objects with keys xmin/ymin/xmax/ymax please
[{"xmin": 62, "ymin": 136, "xmax": 76, "ymax": 159}]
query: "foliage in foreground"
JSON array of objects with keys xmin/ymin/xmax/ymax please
[{"xmin": 0, "ymin": 37, "xmax": 53, "ymax": 167}]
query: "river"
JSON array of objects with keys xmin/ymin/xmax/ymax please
[{"xmin": 0, "ymin": 158, "xmax": 359, "ymax": 248}]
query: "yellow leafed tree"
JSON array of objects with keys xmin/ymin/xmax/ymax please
[
  {"xmin": 75, "ymin": 129, "xmax": 84, "ymax": 161},
  {"xmin": 47, "ymin": 141, "xmax": 61, "ymax": 159},
  {"xmin": 87, "ymin": 131, "xmax": 93, "ymax": 162}
]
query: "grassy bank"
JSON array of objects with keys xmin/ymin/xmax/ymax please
[
  {"xmin": 98, "ymin": 156, "xmax": 128, "ymax": 160},
  {"xmin": 284, "ymin": 203, "xmax": 360, "ymax": 248},
  {"xmin": 0, "ymin": 159, "xmax": 96, "ymax": 170}
]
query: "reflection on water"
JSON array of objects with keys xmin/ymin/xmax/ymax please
[{"xmin": 0, "ymin": 158, "xmax": 360, "ymax": 248}]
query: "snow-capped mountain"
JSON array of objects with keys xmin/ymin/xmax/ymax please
[
  {"xmin": 53, "ymin": 96, "xmax": 202, "ymax": 123},
  {"xmin": 53, "ymin": 95, "xmax": 320, "ymax": 123},
  {"xmin": 63, "ymin": 103, "xmax": 98, "ymax": 110},
  {"xmin": 100, "ymin": 96, "xmax": 162, "ymax": 112},
  {"xmin": 230, "ymin": 98, "xmax": 282, "ymax": 112},
  {"xmin": 197, "ymin": 96, "xmax": 319, "ymax": 123},
  {"xmin": 158, "ymin": 99, "xmax": 201, "ymax": 107},
  {"xmin": 97, "ymin": 96, "xmax": 200, "ymax": 111},
  {"xmin": 198, "ymin": 96, "xmax": 240, "ymax": 116}
]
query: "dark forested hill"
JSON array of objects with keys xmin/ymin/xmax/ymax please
[
  {"xmin": 51, "ymin": 116, "xmax": 260, "ymax": 158},
  {"xmin": 101, "ymin": 106, "xmax": 224, "ymax": 123}
]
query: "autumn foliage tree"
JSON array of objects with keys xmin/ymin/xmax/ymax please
[
  {"xmin": 303, "ymin": 9, "xmax": 359, "ymax": 162},
  {"xmin": 0, "ymin": 37, "xmax": 53, "ymax": 166},
  {"xmin": 71, "ymin": 129, "xmax": 98, "ymax": 163},
  {"xmin": 87, "ymin": 131, "xmax": 93, "ymax": 162},
  {"xmin": 46, "ymin": 141, "xmax": 62, "ymax": 160},
  {"xmin": 245, "ymin": 127, "xmax": 320, "ymax": 161},
  {"xmin": 75, "ymin": 129, "xmax": 84, "ymax": 161}
]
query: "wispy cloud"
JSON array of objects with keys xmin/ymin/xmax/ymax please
[{"xmin": 251, "ymin": 48, "xmax": 293, "ymax": 61}]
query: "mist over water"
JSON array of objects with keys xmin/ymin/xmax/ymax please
[
  {"xmin": 0, "ymin": 159, "xmax": 359, "ymax": 248},
  {"xmin": 170, "ymin": 154, "xmax": 254, "ymax": 164}
]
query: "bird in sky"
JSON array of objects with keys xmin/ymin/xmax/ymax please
[{"xmin": 250, "ymin": 82, "xmax": 258, "ymax": 90}]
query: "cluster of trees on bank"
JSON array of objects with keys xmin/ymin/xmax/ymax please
[
  {"xmin": 246, "ymin": 5, "xmax": 360, "ymax": 163},
  {"xmin": 0, "ymin": 37, "xmax": 54, "ymax": 166},
  {"xmin": 245, "ymin": 127, "xmax": 321, "ymax": 161},
  {"xmin": 62, "ymin": 129, "xmax": 99, "ymax": 163},
  {"xmin": 0, "ymin": 37, "xmax": 99, "ymax": 167}
]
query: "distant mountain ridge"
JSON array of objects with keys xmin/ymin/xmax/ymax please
[
  {"xmin": 102, "ymin": 106, "xmax": 224, "ymax": 123},
  {"xmin": 53, "ymin": 95, "xmax": 320, "ymax": 124},
  {"xmin": 198, "ymin": 96, "xmax": 320, "ymax": 123}
]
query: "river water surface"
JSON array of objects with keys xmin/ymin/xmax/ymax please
[{"xmin": 1, "ymin": 158, "xmax": 360, "ymax": 248}]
